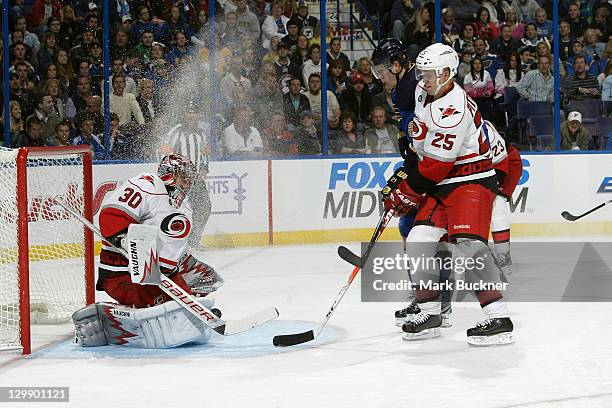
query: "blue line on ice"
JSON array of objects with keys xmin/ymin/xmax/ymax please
[{"xmin": 32, "ymin": 320, "xmax": 338, "ymax": 359}]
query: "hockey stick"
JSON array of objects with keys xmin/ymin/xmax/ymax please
[
  {"xmin": 561, "ymin": 200, "xmax": 612, "ymax": 221},
  {"xmin": 54, "ymin": 196, "xmax": 278, "ymax": 336},
  {"xmin": 272, "ymin": 209, "xmax": 394, "ymax": 347},
  {"xmin": 338, "ymin": 209, "xmax": 395, "ymax": 268}
]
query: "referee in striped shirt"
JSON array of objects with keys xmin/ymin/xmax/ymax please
[{"xmin": 159, "ymin": 103, "xmax": 212, "ymax": 251}]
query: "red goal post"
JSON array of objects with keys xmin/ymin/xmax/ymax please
[{"xmin": 0, "ymin": 146, "xmax": 94, "ymax": 354}]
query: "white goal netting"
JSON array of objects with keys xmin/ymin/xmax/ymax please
[{"xmin": 0, "ymin": 148, "xmax": 90, "ymax": 351}]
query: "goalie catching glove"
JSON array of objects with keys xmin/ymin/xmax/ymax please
[{"xmin": 382, "ymin": 168, "xmax": 424, "ymax": 216}]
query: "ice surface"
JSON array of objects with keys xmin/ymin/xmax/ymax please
[{"xmin": 1, "ymin": 243, "xmax": 611, "ymax": 408}]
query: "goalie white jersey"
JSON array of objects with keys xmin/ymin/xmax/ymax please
[
  {"xmin": 99, "ymin": 173, "xmax": 193, "ymax": 274},
  {"xmin": 410, "ymin": 82, "xmax": 495, "ymax": 188}
]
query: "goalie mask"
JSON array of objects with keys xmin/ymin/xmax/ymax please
[{"xmin": 158, "ymin": 154, "xmax": 197, "ymax": 208}]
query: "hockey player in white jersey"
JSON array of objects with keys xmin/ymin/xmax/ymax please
[
  {"xmin": 72, "ymin": 154, "xmax": 224, "ymax": 348},
  {"xmin": 382, "ymin": 43, "xmax": 514, "ymax": 346},
  {"xmin": 484, "ymin": 120, "xmax": 523, "ymax": 275}
]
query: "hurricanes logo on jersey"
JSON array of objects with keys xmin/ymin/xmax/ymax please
[
  {"xmin": 160, "ymin": 213, "xmax": 191, "ymax": 239},
  {"xmin": 439, "ymin": 106, "xmax": 461, "ymax": 119},
  {"xmin": 138, "ymin": 175, "xmax": 155, "ymax": 185}
]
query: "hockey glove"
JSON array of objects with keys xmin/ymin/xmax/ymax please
[{"xmin": 383, "ymin": 180, "xmax": 423, "ymax": 216}]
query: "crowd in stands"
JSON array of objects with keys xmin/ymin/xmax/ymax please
[{"xmin": 1, "ymin": 0, "xmax": 611, "ymax": 157}]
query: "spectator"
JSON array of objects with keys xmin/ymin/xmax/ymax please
[
  {"xmin": 335, "ymin": 110, "xmax": 366, "ymax": 154},
  {"xmin": 457, "ymin": 49, "xmax": 474, "ymax": 83},
  {"xmin": 564, "ymin": 41, "xmax": 598, "ymax": 77},
  {"xmin": 137, "ymin": 79, "xmax": 160, "ymax": 124},
  {"xmin": 601, "ymin": 63, "xmax": 612, "ymax": 101},
  {"xmin": 165, "ymin": 32, "xmax": 194, "ymax": 66},
  {"xmin": 69, "ymin": 28, "xmax": 96, "ymax": 67},
  {"xmin": 294, "ymin": 110, "xmax": 321, "ymax": 154},
  {"xmin": 27, "ymin": 0, "xmax": 62, "ymax": 36},
  {"xmin": 37, "ymin": 32, "xmax": 57, "ymax": 74},
  {"xmin": 556, "ymin": 20, "xmax": 573, "ymax": 61},
  {"xmin": 65, "ymin": 75, "xmax": 92, "ymax": 121},
  {"xmin": 583, "ymin": 29, "xmax": 606, "ymax": 73},
  {"xmin": 12, "ymin": 116, "xmax": 44, "ymax": 147},
  {"xmin": 262, "ymin": 1, "xmax": 289, "ymax": 50},
  {"xmin": 501, "ymin": 7, "xmax": 524, "ymax": 42},
  {"xmin": 220, "ymin": 11, "xmax": 246, "ymax": 49},
  {"xmin": 282, "ymin": 77, "xmax": 311, "ymax": 128},
  {"xmin": 521, "ymin": 23, "xmax": 540, "ymax": 48},
  {"xmin": 289, "ymin": 0, "xmax": 318, "ymax": 38},
  {"xmin": 261, "ymin": 113, "xmax": 297, "ymax": 156},
  {"xmin": 135, "ymin": 30, "xmax": 155, "ymax": 64},
  {"xmin": 291, "ymin": 35, "xmax": 310, "ymax": 66},
  {"xmin": 8, "ymin": 72, "xmax": 34, "ymax": 117},
  {"xmin": 365, "ymin": 105, "xmax": 400, "ymax": 153},
  {"xmin": 482, "ymin": 0, "xmax": 513, "ymax": 24},
  {"xmin": 13, "ymin": 16, "xmax": 40, "ymax": 51},
  {"xmin": 10, "ymin": 43, "xmax": 36, "ymax": 76},
  {"xmin": 403, "ymin": 4, "xmax": 434, "ymax": 60},
  {"xmin": 566, "ymin": 55, "xmax": 601, "ymax": 101},
  {"xmin": 339, "ymin": 73, "xmax": 373, "ymax": 128},
  {"xmin": 57, "ymin": 5, "xmax": 80, "ymax": 50},
  {"xmin": 235, "ymin": 0, "xmax": 261, "ymax": 39},
  {"xmin": 41, "ymin": 63, "xmax": 59, "ymax": 86},
  {"xmin": 53, "ymin": 120, "xmax": 71, "ymax": 146},
  {"xmin": 0, "ymin": 101, "xmax": 26, "ymax": 144},
  {"xmin": 26, "ymin": 92, "xmax": 59, "ymax": 145},
  {"xmin": 464, "ymin": 57, "xmax": 495, "ymax": 118},
  {"xmin": 446, "ymin": 0, "xmax": 481, "ymax": 23},
  {"xmin": 441, "ymin": 8, "xmax": 461, "ymax": 46},
  {"xmin": 326, "ymin": 38, "xmax": 351, "ymax": 74},
  {"xmin": 13, "ymin": 61, "xmax": 36, "ymax": 94},
  {"xmin": 132, "ymin": 6, "xmax": 169, "ymax": 42},
  {"xmin": 560, "ymin": 111, "xmax": 589, "ymax": 150},
  {"xmin": 222, "ymin": 106, "xmax": 263, "ymax": 157},
  {"xmin": 302, "ymin": 44, "xmax": 326, "ymax": 90},
  {"xmin": 355, "ymin": 57, "xmax": 383, "ymax": 95},
  {"xmin": 304, "ymin": 73, "xmax": 341, "ymax": 130},
  {"xmin": 452, "ymin": 23, "xmax": 477, "ymax": 54},
  {"xmin": 474, "ymin": 7, "xmax": 500, "ymax": 42},
  {"xmin": 55, "ymin": 49, "xmax": 74, "ymax": 91},
  {"xmin": 590, "ymin": 6, "xmax": 610, "ymax": 43},
  {"xmin": 251, "ymin": 62, "xmax": 284, "ymax": 127},
  {"xmin": 262, "ymin": 36, "xmax": 281, "ymax": 63},
  {"xmin": 327, "ymin": 59, "xmax": 349, "ymax": 97},
  {"xmin": 490, "ymin": 24, "xmax": 521, "ymax": 60},
  {"xmin": 166, "ymin": 5, "xmax": 190, "ymax": 39},
  {"xmin": 566, "ymin": 2, "xmax": 588, "ymax": 39},
  {"xmin": 110, "ymin": 27, "xmax": 133, "ymax": 60},
  {"xmin": 518, "ymin": 46, "xmax": 535, "ymax": 74},
  {"xmin": 73, "ymin": 115, "xmax": 105, "ymax": 159},
  {"xmin": 88, "ymin": 42, "xmax": 104, "ymax": 80},
  {"xmin": 515, "ymin": 54, "xmax": 553, "ymax": 101},
  {"xmin": 220, "ymin": 56, "xmax": 252, "ymax": 105},
  {"xmin": 109, "ymin": 75, "xmax": 145, "ymax": 125},
  {"xmin": 281, "ymin": 20, "xmax": 300, "ymax": 55},
  {"xmin": 534, "ymin": 8, "xmax": 553, "ymax": 40},
  {"xmin": 390, "ymin": 0, "xmax": 416, "ymax": 41},
  {"xmin": 149, "ymin": 42, "xmax": 166, "ymax": 65},
  {"xmin": 42, "ymin": 79, "xmax": 65, "ymax": 120},
  {"xmin": 275, "ymin": 43, "xmax": 301, "ymax": 93},
  {"xmin": 511, "ymin": 0, "xmax": 539, "ymax": 22},
  {"xmin": 495, "ymin": 52, "xmax": 523, "ymax": 99},
  {"xmin": 109, "ymin": 57, "xmax": 137, "ymax": 96},
  {"xmin": 109, "ymin": 113, "xmax": 133, "ymax": 160},
  {"xmin": 84, "ymin": 95, "xmax": 104, "ymax": 133},
  {"xmin": 474, "ymin": 38, "xmax": 499, "ymax": 78}
]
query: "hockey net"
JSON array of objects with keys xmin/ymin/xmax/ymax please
[{"xmin": 0, "ymin": 146, "xmax": 94, "ymax": 354}]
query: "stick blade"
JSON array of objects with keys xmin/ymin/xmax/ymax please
[
  {"xmin": 222, "ymin": 307, "xmax": 279, "ymax": 335},
  {"xmin": 338, "ymin": 246, "xmax": 362, "ymax": 268},
  {"xmin": 561, "ymin": 211, "xmax": 579, "ymax": 221},
  {"xmin": 273, "ymin": 330, "xmax": 315, "ymax": 347}
]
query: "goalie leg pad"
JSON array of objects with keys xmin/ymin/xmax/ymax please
[{"xmin": 72, "ymin": 299, "xmax": 214, "ymax": 348}]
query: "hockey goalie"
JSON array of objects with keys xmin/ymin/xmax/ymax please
[{"xmin": 72, "ymin": 154, "xmax": 224, "ymax": 348}]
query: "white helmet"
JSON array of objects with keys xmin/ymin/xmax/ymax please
[{"xmin": 415, "ymin": 43, "xmax": 459, "ymax": 94}]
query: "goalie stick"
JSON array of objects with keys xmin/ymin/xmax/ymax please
[
  {"xmin": 561, "ymin": 200, "xmax": 612, "ymax": 221},
  {"xmin": 272, "ymin": 209, "xmax": 394, "ymax": 347},
  {"xmin": 54, "ymin": 196, "xmax": 278, "ymax": 336}
]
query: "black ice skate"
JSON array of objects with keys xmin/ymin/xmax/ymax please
[
  {"xmin": 467, "ymin": 318, "xmax": 514, "ymax": 346},
  {"xmin": 401, "ymin": 313, "xmax": 442, "ymax": 341},
  {"xmin": 394, "ymin": 300, "xmax": 420, "ymax": 327}
]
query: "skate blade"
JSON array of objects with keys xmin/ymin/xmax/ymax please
[
  {"xmin": 467, "ymin": 332, "xmax": 514, "ymax": 346},
  {"xmin": 440, "ymin": 314, "xmax": 452, "ymax": 328},
  {"xmin": 402, "ymin": 328, "xmax": 440, "ymax": 341}
]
